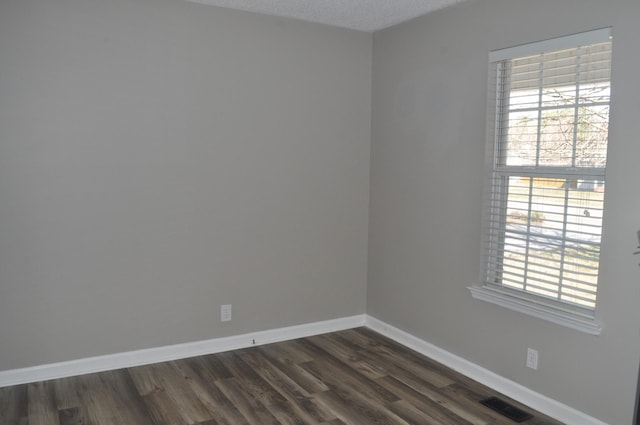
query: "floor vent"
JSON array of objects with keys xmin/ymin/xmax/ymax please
[{"xmin": 480, "ymin": 396, "xmax": 534, "ymax": 422}]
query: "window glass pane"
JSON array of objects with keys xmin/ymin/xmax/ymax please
[
  {"xmin": 540, "ymin": 85, "xmax": 576, "ymax": 108},
  {"xmin": 505, "ymin": 111, "xmax": 538, "ymax": 166},
  {"xmin": 539, "ymin": 108, "xmax": 575, "ymax": 166},
  {"xmin": 499, "ymin": 176, "xmax": 602, "ymax": 309},
  {"xmin": 509, "ymin": 89, "xmax": 539, "ymax": 110},
  {"xmin": 504, "ymin": 94, "xmax": 609, "ymax": 168},
  {"xmin": 576, "ymin": 105, "xmax": 609, "ymax": 167},
  {"xmin": 579, "ymin": 82, "xmax": 610, "ymax": 104}
]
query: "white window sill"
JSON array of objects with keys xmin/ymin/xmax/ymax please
[{"xmin": 468, "ymin": 285, "xmax": 602, "ymax": 335}]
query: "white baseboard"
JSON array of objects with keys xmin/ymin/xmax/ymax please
[
  {"xmin": 365, "ymin": 315, "xmax": 608, "ymax": 425},
  {"xmin": 0, "ymin": 313, "xmax": 606, "ymax": 425},
  {"xmin": 0, "ymin": 314, "xmax": 366, "ymax": 388}
]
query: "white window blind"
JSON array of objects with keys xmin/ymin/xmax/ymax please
[{"xmin": 479, "ymin": 29, "xmax": 612, "ymax": 319}]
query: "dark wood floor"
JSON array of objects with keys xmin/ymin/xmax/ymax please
[{"xmin": 0, "ymin": 327, "xmax": 564, "ymax": 425}]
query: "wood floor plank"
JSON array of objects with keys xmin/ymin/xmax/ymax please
[
  {"xmin": 0, "ymin": 384, "xmax": 28, "ymax": 425},
  {"xmin": 387, "ymin": 372, "xmax": 495, "ymax": 425},
  {"xmin": 4, "ymin": 327, "xmax": 565, "ymax": 425},
  {"xmin": 257, "ymin": 346, "xmax": 330, "ymax": 395},
  {"xmin": 296, "ymin": 340, "xmax": 400, "ymax": 406},
  {"xmin": 388, "ymin": 399, "xmax": 452, "ymax": 425},
  {"xmin": 53, "ymin": 377, "xmax": 92, "ymax": 425},
  {"xmin": 375, "ymin": 375, "xmax": 478, "ymax": 425},
  {"xmin": 344, "ymin": 330, "xmax": 459, "ymax": 388},
  {"xmin": 353, "ymin": 327, "xmax": 485, "ymax": 390},
  {"xmin": 217, "ymin": 351, "xmax": 288, "ymax": 407},
  {"xmin": 236, "ymin": 348, "xmax": 312, "ymax": 398},
  {"xmin": 147, "ymin": 361, "xmax": 214, "ymax": 424},
  {"xmin": 52, "ymin": 377, "xmax": 83, "ymax": 412},
  {"xmin": 142, "ymin": 390, "xmax": 190, "ymax": 425},
  {"xmin": 71, "ymin": 370, "xmax": 154, "ymax": 425},
  {"xmin": 305, "ymin": 333, "xmax": 388, "ymax": 380},
  {"xmin": 259, "ymin": 340, "xmax": 316, "ymax": 364},
  {"xmin": 170, "ymin": 357, "xmax": 250, "ymax": 425},
  {"xmin": 127, "ymin": 364, "xmax": 164, "ymax": 397},
  {"xmin": 337, "ymin": 333, "xmax": 457, "ymax": 389},
  {"xmin": 214, "ymin": 377, "xmax": 280, "ymax": 425},
  {"xmin": 74, "ymin": 373, "xmax": 121, "ymax": 425},
  {"xmin": 27, "ymin": 381, "xmax": 60, "ymax": 425},
  {"xmin": 312, "ymin": 389, "xmax": 410, "ymax": 425},
  {"xmin": 105, "ymin": 369, "xmax": 160, "ymax": 425},
  {"xmin": 263, "ymin": 399, "xmax": 314, "ymax": 425},
  {"xmin": 237, "ymin": 349, "xmax": 335, "ymax": 423},
  {"xmin": 57, "ymin": 407, "xmax": 85, "ymax": 425},
  {"xmin": 185, "ymin": 354, "xmax": 234, "ymax": 382}
]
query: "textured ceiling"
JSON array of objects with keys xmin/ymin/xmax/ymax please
[{"xmin": 185, "ymin": 0, "xmax": 469, "ymax": 32}]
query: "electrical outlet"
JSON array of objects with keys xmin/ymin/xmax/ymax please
[
  {"xmin": 221, "ymin": 304, "xmax": 232, "ymax": 322},
  {"xmin": 526, "ymin": 348, "xmax": 538, "ymax": 370}
]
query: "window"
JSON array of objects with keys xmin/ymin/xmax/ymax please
[{"xmin": 469, "ymin": 29, "xmax": 612, "ymax": 334}]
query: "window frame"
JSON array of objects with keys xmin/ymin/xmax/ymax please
[{"xmin": 469, "ymin": 28, "xmax": 612, "ymax": 335}]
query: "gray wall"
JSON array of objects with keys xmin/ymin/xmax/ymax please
[
  {"xmin": 368, "ymin": 0, "xmax": 640, "ymax": 423},
  {"xmin": 0, "ymin": 0, "xmax": 371, "ymax": 370}
]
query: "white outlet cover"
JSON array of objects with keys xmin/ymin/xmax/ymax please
[
  {"xmin": 221, "ymin": 304, "xmax": 232, "ymax": 322},
  {"xmin": 526, "ymin": 348, "xmax": 538, "ymax": 370}
]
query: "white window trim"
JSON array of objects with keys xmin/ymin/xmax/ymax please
[
  {"xmin": 468, "ymin": 285, "xmax": 602, "ymax": 335},
  {"xmin": 489, "ymin": 27, "xmax": 611, "ymax": 62},
  {"xmin": 470, "ymin": 28, "xmax": 611, "ymax": 336}
]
